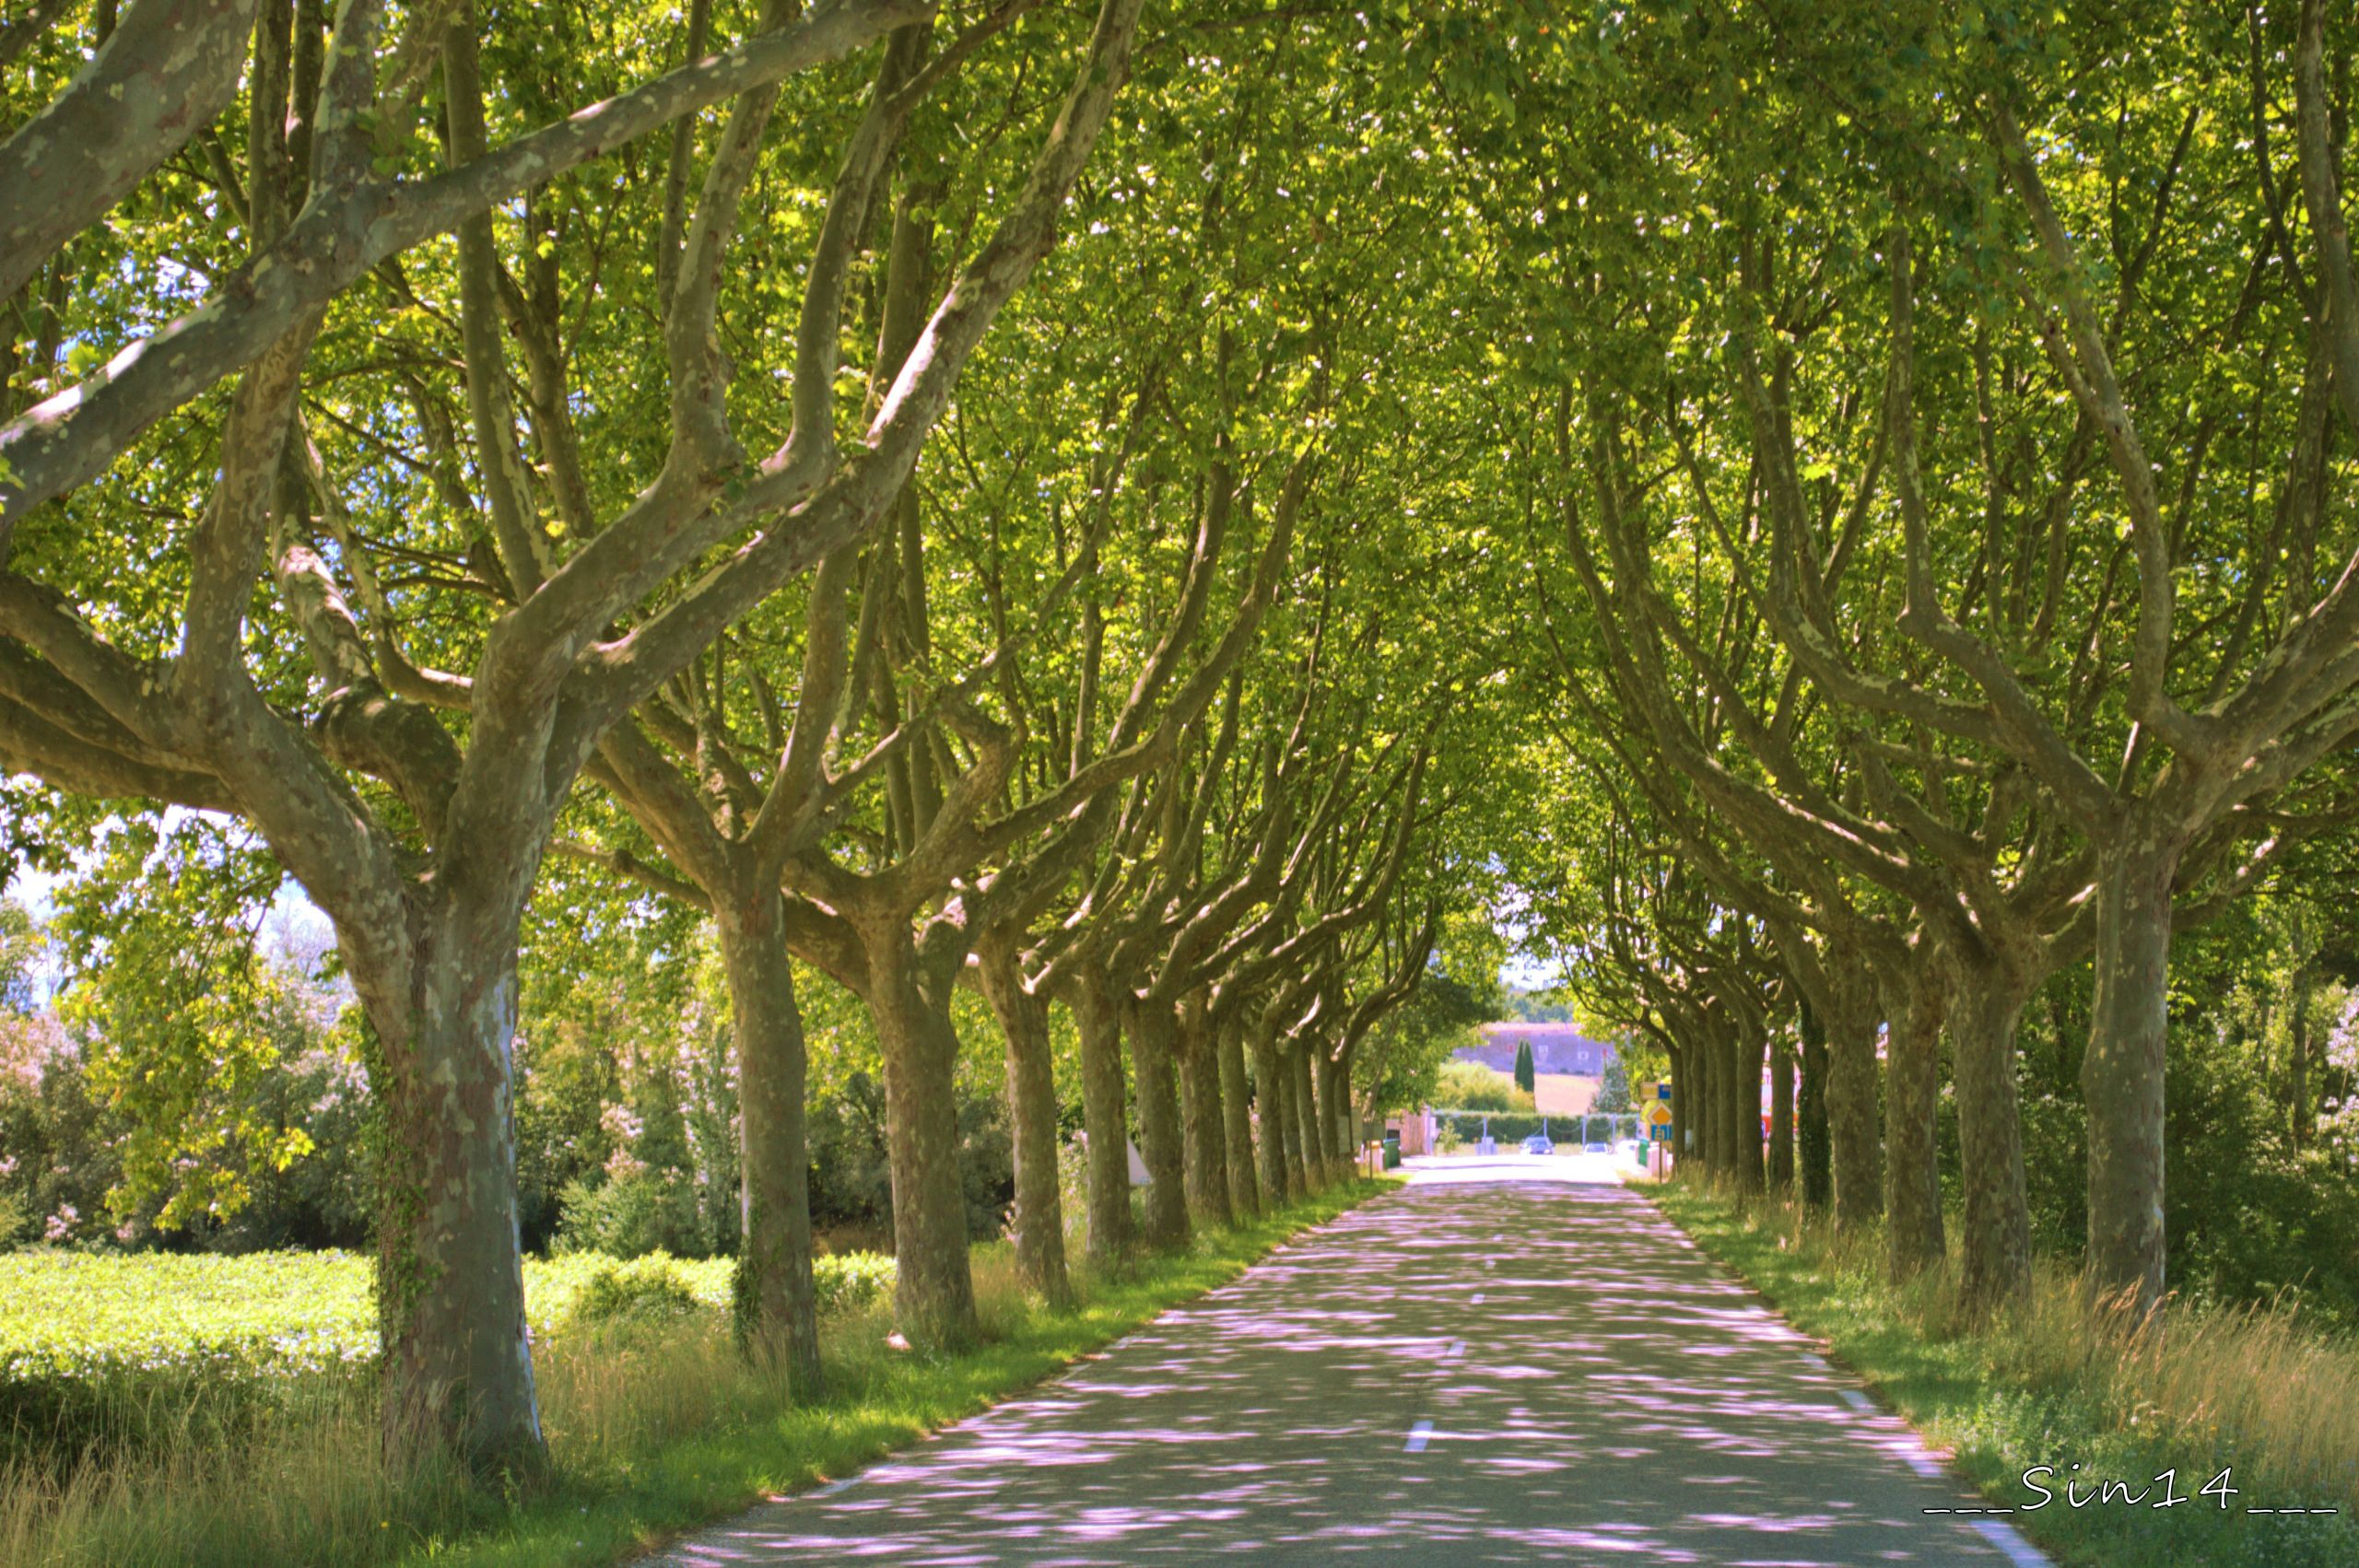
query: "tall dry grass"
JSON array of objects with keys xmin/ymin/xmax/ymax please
[
  {"xmin": 1705, "ymin": 1180, "xmax": 2359, "ymax": 1516},
  {"xmin": 0, "ymin": 1250, "xmax": 1030, "ymax": 1568}
]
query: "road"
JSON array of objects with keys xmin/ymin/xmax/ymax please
[{"xmin": 650, "ymin": 1155, "xmax": 2048, "ymax": 1565}]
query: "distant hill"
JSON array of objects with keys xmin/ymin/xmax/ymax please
[{"xmin": 1456, "ymin": 1022, "xmax": 1616, "ymax": 1076}]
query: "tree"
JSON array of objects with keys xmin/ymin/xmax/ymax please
[
  {"xmin": 0, "ymin": 0, "xmax": 1147, "ymax": 1472},
  {"xmin": 1512, "ymin": 1038, "xmax": 1535, "ymax": 1096},
  {"xmin": 1595, "ymin": 1052, "xmax": 1633, "ymax": 1116}
]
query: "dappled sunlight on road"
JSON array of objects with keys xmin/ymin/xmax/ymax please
[{"xmin": 650, "ymin": 1157, "xmax": 2031, "ymax": 1565}]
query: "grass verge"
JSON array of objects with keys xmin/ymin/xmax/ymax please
[
  {"xmin": 1646, "ymin": 1176, "xmax": 2359, "ymax": 1568},
  {"xmin": 2, "ymin": 1176, "xmax": 1393, "ymax": 1568}
]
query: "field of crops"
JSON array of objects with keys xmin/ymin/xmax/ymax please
[{"xmin": 0, "ymin": 1247, "xmax": 893, "ymax": 1387}]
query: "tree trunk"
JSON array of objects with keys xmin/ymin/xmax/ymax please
[
  {"xmin": 1728, "ymin": 1026, "xmax": 1764, "ymax": 1193},
  {"xmin": 1954, "ymin": 957, "xmax": 2034, "ymax": 1316},
  {"xmin": 1317, "ymin": 1046, "xmax": 1352, "ymax": 1169},
  {"xmin": 1796, "ymin": 1000, "xmax": 1832, "ymax": 1209},
  {"xmin": 1250, "ymin": 1026, "xmax": 1290, "ymax": 1208},
  {"xmin": 1666, "ymin": 1040, "xmax": 1688, "ymax": 1168},
  {"xmin": 1218, "ymin": 1011, "xmax": 1261, "ymax": 1220},
  {"xmin": 364, "ymin": 915, "xmax": 544, "ymax": 1477},
  {"xmin": 2083, "ymin": 838, "xmax": 2179, "ymax": 1314},
  {"xmin": 1069, "ymin": 978, "xmax": 1134, "ymax": 1270},
  {"xmin": 975, "ymin": 944, "xmax": 1073, "ymax": 1308},
  {"xmin": 864, "ymin": 938, "xmax": 979, "ymax": 1346},
  {"xmin": 1883, "ymin": 955, "xmax": 1950, "ymax": 1282},
  {"xmin": 1767, "ymin": 1031, "xmax": 1795, "ymax": 1192},
  {"xmin": 1692, "ymin": 1028, "xmax": 1721, "ymax": 1173},
  {"xmin": 1824, "ymin": 967, "xmax": 1884, "ymax": 1225},
  {"xmin": 1288, "ymin": 1043, "xmax": 1322, "ymax": 1191},
  {"xmin": 2291, "ymin": 961, "xmax": 2313, "ymax": 1148},
  {"xmin": 1122, "ymin": 997, "xmax": 1191, "ymax": 1250},
  {"xmin": 1174, "ymin": 994, "xmax": 1233, "ymax": 1227},
  {"xmin": 716, "ymin": 886, "xmax": 822, "ymax": 1390}
]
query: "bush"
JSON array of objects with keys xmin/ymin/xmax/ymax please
[
  {"xmin": 556, "ymin": 1168, "xmax": 710, "ymax": 1259},
  {"xmin": 814, "ymin": 1252, "xmax": 896, "ymax": 1314},
  {"xmin": 1432, "ymin": 1059, "xmax": 1534, "ymax": 1112},
  {"xmin": 568, "ymin": 1255, "xmax": 704, "ymax": 1328}
]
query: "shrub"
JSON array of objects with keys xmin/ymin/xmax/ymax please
[
  {"xmin": 1432, "ymin": 1059, "xmax": 1533, "ymax": 1112},
  {"xmin": 568, "ymin": 1255, "xmax": 705, "ymax": 1328},
  {"xmin": 814, "ymin": 1252, "xmax": 896, "ymax": 1314},
  {"xmin": 556, "ymin": 1168, "xmax": 710, "ymax": 1259}
]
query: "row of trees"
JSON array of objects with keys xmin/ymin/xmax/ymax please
[
  {"xmin": 1480, "ymin": 0, "xmax": 2359, "ymax": 1318},
  {"xmin": 0, "ymin": 0, "xmax": 1511, "ymax": 1480}
]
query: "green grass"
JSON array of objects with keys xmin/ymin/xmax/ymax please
[
  {"xmin": 2, "ymin": 1177, "xmax": 1394, "ymax": 1567},
  {"xmin": 1648, "ymin": 1177, "xmax": 2359, "ymax": 1568}
]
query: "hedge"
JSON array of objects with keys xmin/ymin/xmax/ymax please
[{"xmin": 1428, "ymin": 1111, "xmax": 1645, "ymax": 1145}]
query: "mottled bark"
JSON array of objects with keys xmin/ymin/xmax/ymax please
[
  {"xmin": 1250, "ymin": 1026, "xmax": 1291, "ymax": 1207},
  {"xmin": 976, "ymin": 943, "xmax": 1072, "ymax": 1308},
  {"xmin": 865, "ymin": 938, "xmax": 979, "ymax": 1346},
  {"xmin": 1883, "ymin": 955, "xmax": 1951, "ymax": 1282},
  {"xmin": 1069, "ymin": 979, "xmax": 1134, "ymax": 1270},
  {"xmin": 1122, "ymin": 998, "xmax": 1191, "ymax": 1250},
  {"xmin": 717, "ymin": 887, "xmax": 821, "ymax": 1390},
  {"xmin": 363, "ymin": 917, "xmax": 542, "ymax": 1477},
  {"xmin": 1217, "ymin": 1010, "xmax": 1260, "ymax": 1220},
  {"xmin": 1287, "ymin": 1043, "xmax": 1321, "ymax": 1192},
  {"xmin": 1728, "ymin": 1026, "xmax": 1765, "ymax": 1193},
  {"xmin": 1953, "ymin": 962, "xmax": 2034, "ymax": 1315},
  {"xmin": 1175, "ymin": 994, "xmax": 1233, "ymax": 1227},
  {"xmin": 2083, "ymin": 842, "xmax": 2177, "ymax": 1313},
  {"xmin": 1824, "ymin": 966, "xmax": 1885, "ymax": 1224},
  {"xmin": 0, "ymin": 0, "xmax": 260, "ymax": 307}
]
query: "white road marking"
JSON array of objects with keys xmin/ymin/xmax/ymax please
[
  {"xmin": 1797, "ymin": 1352, "xmax": 1830, "ymax": 1372},
  {"xmin": 1404, "ymin": 1420, "xmax": 1434, "ymax": 1454},
  {"xmin": 1443, "ymin": 1339, "xmax": 1465, "ymax": 1360},
  {"xmin": 816, "ymin": 1478, "xmax": 858, "ymax": 1497},
  {"xmin": 1970, "ymin": 1517, "xmax": 2053, "ymax": 1566},
  {"xmin": 1837, "ymin": 1389, "xmax": 1873, "ymax": 1412},
  {"xmin": 1471, "ymin": 1292, "xmax": 1485, "ymax": 1305}
]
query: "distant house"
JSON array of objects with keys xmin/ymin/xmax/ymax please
[{"xmin": 1457, "ymin": 1022, "xmax": 1616, "ymax": 1077}]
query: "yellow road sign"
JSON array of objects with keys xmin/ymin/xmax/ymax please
[{"xmin": 1646, "ymin": 1102, "xmax": 1673, "ymax": 1128}]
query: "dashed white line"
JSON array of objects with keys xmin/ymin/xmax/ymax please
[
  {"xmin": 816, "ymin": 1478, "xmax": 858, "ymax": 1497},
  {"xmin": 1969, "ymin": 1517, "xmax": 2053, "ymax": 1566},
  {"xmin": 1404, "ymin": 1420, "xmax": 1434, "ymax": 1453},
  {"xmin": 1443, "ymin": 1339, "xmax": 1465, "ymax": 1361},
  {"xmin": 1900, "ymin": 1447, "xmax": 1946, "ymax": 1480},
  {"xmin": 1797, "ymin": 1352, "xmax": 1830, "ymax": 1372},
  {"xmin": 1837, "ymin": 1389, "xmax": 1873, "ymax": 1412},
  {"xmin": 1471, "ymin": 1292, "xmax": 1485, "ymax": 1305}
]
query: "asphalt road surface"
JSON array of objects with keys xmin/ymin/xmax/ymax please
[{"xmin": 650, "ymin": 1154, "xmax": 2048, "ymax": 1565}]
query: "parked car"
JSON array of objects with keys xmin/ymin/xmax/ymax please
[
  {"xmin": 1585, "ymin": 1141, "xmax": 1609, "ymax": 1154},
  {"xmin": 1521, "ymin": 1133, "xmax": 1554, "ymax": 1155}
]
